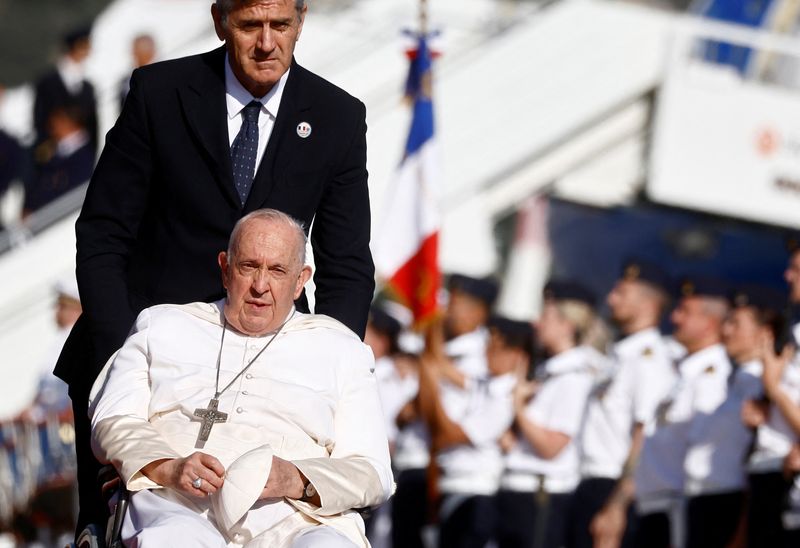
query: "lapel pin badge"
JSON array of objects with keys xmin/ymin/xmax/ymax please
[{"xmin": 296, "ymin": 122, "xmax": 312, "ymax": 139}]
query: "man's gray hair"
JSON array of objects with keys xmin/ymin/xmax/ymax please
[
  {"xmin": 227, "ymin": 208, "xmax": 307, "ymax": 267},
  {"xmin": 215, "ymin": 0, "xmax": 306, "ymax": 22}
]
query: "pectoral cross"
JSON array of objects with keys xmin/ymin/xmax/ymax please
[{"xmin": 193, "ymin": 397, "xmax": 228, "ymax": 446}]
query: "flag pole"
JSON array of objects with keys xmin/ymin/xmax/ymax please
[{"xmin": 419, "ymin": 0, "xmax": 428, "ymax": 37}]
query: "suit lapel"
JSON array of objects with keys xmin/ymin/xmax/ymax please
[
  {"xmin": 178, "ymin": 47, "xmax": 241, "ymax": 209},
  {"xmin": 244, "ymin": 59, "xmax": 312, "ymax": 212}
]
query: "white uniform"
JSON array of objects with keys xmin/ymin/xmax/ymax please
[
  {"xmin": 373, "ymin": 356, "xmax": 418, "ymax": 445},
  {"xmin": 684, "ymin": 360, "xmax": 763, "ymax": 496},
  {"xmin": 635, "ymin": 343, "xmax": 731, "ymax": 515},
  {"xmin": 437, "ymin": 373, "xmax": 516, "ymax": 496},
  {"xmin": 392, "ymin": 328, "xmax": 488, "ymax": 474},
  {"xmin": 579, "ymin": 328, "xmax": 674, "ymax": 480},
  {"xmin": 90, "ymin": 302, "xmax": 393, "ymax": 548},
  {"xmin": 775, "ymin": 323, "xmax": 800, "ymax": 530},
  {"xmin": 749, "ymin": 323, "xmax": 800, "ymax": 474},
  {"xmin": 444, "ymin": 328, "xmax": 489, "ymax": 379},
  {"xmin": 502, "ymin": 346, "xmax": 599, "ymax": 494}
]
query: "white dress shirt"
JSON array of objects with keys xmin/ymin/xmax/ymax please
[
  {"xmin": 750, "ymin": 322, "xmax": 800, "ymax": 473},
  {"xmin": 502, "ymin": 346, "xmax": 598, "ymax": 494},
  {"xmin": 684, "ymin": 360, "xmax": 763, "ymax": 496},
  {"xmin": 635, "ymin": 343, "xmax": 731, "ymax": 514},
  {"xmin": 437, "ymin": 373, "xmax": 516, "ymax": 496},
  {"xmin": 392, "ymin": 328, "xmax": 488, "ymax": 473},
  {"xmin": 373, "ymin": 356, "xmax": 418, "ymax": 444},
  {"xmin": 579, "ymin": 327, "xmax": 675, "ymax": 480},
  {"xmin": 90, "ymin": 301, "xmax": 392, "ymax": 548},
  {"xmin": 225, "ymin": 57, "xmax": 289, "ymax": 172}
]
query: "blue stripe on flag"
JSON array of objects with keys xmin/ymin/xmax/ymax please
[{"xmin": 404, "ymin": 35, "xmax": 434, "ymax": 157}]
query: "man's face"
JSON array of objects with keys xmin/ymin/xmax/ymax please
[
  {"xmin": 723, "ymin": 307, "xmax": 763, "ymax": 362},
  {"xmin": 219, "ymin": 218, "xmax": 310, "ymax": 335},
  {"xmin": 132, "ymin": 37, "xmax": 156, "ymax": 68},
  {"xmin": 212, "ymin": 0, "xmax": 306, "ymax": 98},
  {"xmin": 68, "ymin": 38, "xmax": 91, "ymax": 63},
  {"xmin": 607, "ymin": 279, "xmax": 640, "ymax": 325},
  {"xmin": 486, "ymin": 331, "xmax": 526, "ymax": 377},
  {"xmin": 445, "ymin": 289, "xmax": 487, "ymax": 338},
  {"xmin": 786, "ymin": 250, "xmax": 800, "ymax": 304},
  {"xmin": 671, "ymin": 296, "xmax": 714, "ymax": 349},
  {"xmin": 55, "ymin": 296, "xmax": 82, "ymax": 329}
]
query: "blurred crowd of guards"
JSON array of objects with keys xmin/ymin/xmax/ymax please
[
  {"xmin": 0, "ymin": 23, "xmax": 154, "ymax": 547},
  {"xmin": 0, "ymin": 25, "xmax": 156, "ymax": 224},
  {"xmin": 364, "ymin": 243, "xmax": 800, "ymax": 548},
  {"xmin": 0, "ymin": 280, "xmax": 81, "ymax": 547}
]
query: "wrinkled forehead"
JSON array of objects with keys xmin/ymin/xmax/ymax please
[
  {"xmin": 221, "ymin": 0, "xmax": 302, "ymax": 16},
  {"xmin": 232, "ymin": 219, "xmax": 300, "ymax": 258}
]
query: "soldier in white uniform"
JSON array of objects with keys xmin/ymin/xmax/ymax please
[
  {"xmin": 633, "ymin": 277, "xmax": 731, "ymax": 548},
  {"xmin": 496, "ymin": 281, "xmax": 606, "ymax": 548},
  {"xmin": 390, "ymin": 274, "xmax": 498, "ymax": 548},
  {"xmin": 89, "ymin": 210, "xmax": 393, "ymax": 547},
  {"xmin": 742, "ymin": 245, "xmax": 800, "ymax": 547},
  {"xmin": 418, "ymin": 315, "xmax": 532, "ymax": 548},
  {"xmin": 363, "ymin": 304, "xmax": 418, "ymax": 544},
  {"xmin": 683, "ymin": 285, "xmax": 784, "ymax": 548},
  {"xmin": 570, "ymin": 259, "xmax": 674, "ymax": 548}
]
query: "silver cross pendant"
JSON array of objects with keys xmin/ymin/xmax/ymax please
[{"xmin": 193, "ymin": 397, "xmax": 228, "ymax": 447}]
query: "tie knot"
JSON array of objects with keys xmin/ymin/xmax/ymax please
[{"xmin": 243, "ymin": 101, "xmax": 261, "ymax": 122}]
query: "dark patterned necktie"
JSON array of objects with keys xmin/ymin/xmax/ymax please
[{"xmin": 230, "ymin": 100, "xmax": 261, "ymax": 205}]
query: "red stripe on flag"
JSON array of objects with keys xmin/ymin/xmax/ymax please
[{"xmin": 388, "ymin": 232, "xmax": 440, "ymax": 324}]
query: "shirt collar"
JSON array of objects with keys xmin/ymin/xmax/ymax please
[
  {"xmin": 224, "ymin": 55, "xmax": 290, "ymax": 122},
  {"xmin": 545, "ymin": 346, "xmax": 591, "ymax": 376},
  {"xmin": 613, "ymin": 326, "xmax": 662, "ymax": 361},
  {"xmin": 55, "ymin": 129, "xmax": 89, "ymax": 158},
  {"xmin": 679, "ymin": 343, "xmax": 727, "ymax": 377},
  {"xmin": 445, "ymin": 327, "xmax": 488, "ymax": 358}
]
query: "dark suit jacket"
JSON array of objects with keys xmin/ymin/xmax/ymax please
[{"xmin": 56, "ymin": 46, "xmax": 375, "ymax": 392}]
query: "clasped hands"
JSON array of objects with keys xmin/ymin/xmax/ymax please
[{"xmin": 142, "ymin": 452, "xmax": 307, "ymax": 500}]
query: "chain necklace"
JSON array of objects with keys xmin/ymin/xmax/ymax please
[{"xmin": 192, "ymin": 311, "xmax": 294, "ymax": 446}]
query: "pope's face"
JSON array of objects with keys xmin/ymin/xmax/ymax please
[
  {"xmin": 212, "ymin": 0, "xmax": 306, "ymax": 98},
  {"xmin": 219, "ymin": 218, "xmax": 310, "ymax": 336}
]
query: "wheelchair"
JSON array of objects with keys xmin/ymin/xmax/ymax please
[{"xmin": 70, "ymin": 466, "xmax": 129, "ymax": 548}]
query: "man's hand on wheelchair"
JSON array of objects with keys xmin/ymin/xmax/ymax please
[{"xmin": 142, "ymin": 452, "xmax": 226, "ymax": 497}]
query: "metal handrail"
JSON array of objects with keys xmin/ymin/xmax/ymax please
[{"xmin": 0, "ymin": 182, "xmax": 88, "ymax": 255}]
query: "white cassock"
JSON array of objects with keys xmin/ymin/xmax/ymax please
[{"xmin": 89, "ymin": 301, "xmax": 393, "ymax": 548}]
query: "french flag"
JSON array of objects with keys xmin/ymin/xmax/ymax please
[{"xmin": 373, "ymin": 32, "xmax": 441, "ymax": 325}]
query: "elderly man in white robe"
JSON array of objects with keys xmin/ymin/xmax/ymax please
[{"xmin": 89, "ymin": 209, "xmax": 393, "ymax": 547}]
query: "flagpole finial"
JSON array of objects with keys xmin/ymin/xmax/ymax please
[{"xmin": 419, "ymin": 0, "xmax": 428, "ymax": 36}]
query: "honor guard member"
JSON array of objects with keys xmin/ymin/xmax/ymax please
[
  {"xmin": 365, "ymin": 305, "xmax": 418, "ymax": 454},
  {"xmin": 633, "ymin": 277, "xmax": 731, "ymax": 548},
  {"xmin": 744, "ymin": 244, "xmax": 800, "ymax": 546},
  {"xmin": 391, "ymin": 274, "xmax": 498, "ymax": 548},
  {"xmin": 496, "ymin": 281, "xmax": 607, "ymax": 548},
  {"xmin": 418, "ymin": 316, "xmax": 530, "ymax": 548},
  {"xmin": 683, "ymin": 285, "xmax": 784, "ymax": 548},
  {"xmin": 363, "ymin": 304, "xmax": 418, "ymax": 543},
  {"xmin": 440, "ymin": 274, "xmax": 499, "ymax": 378},
  {"xmin": 570, "ymin": 259, "xmax": 674, "ymax": 548}
]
